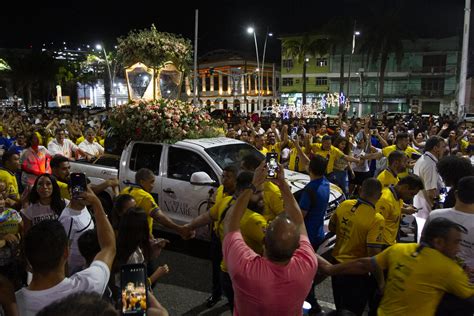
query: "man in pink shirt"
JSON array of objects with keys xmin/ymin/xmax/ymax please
[{"xmin": 222, "ymin": 162, "xmax": 320, "ymax": 316}]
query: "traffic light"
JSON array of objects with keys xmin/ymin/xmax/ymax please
[{"xmin": 209, "ymin": 67, "xmax": 214, "ymax": 75}]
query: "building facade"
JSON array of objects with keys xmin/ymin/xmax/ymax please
[
  {"xmin": 186, "ymin": 50, "xmax": 280, "ymax": 113},
  {"xmin": 280, "ymin": 35, "xmax": 460, "ymax": 115}
]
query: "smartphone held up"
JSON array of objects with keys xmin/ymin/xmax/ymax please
[
  {"xmin": 70, "ymin": 172, "xmax": 87, "ymax": 200},
  {"xmin": 121, "ymin": 263, "xmax": 148, "ymax": 315},
  {"xmin": 266, "ymin": 152, "xmax": 278, "ymax": 179}
]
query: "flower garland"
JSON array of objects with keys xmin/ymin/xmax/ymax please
[{"xmin": 108, "ymin": 99, "xmax": 225, "ymax": 144}]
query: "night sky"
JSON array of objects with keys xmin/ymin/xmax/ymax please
[{"xmin": 0, "ymin": 0, "xmax": 469, "ymax": 61}]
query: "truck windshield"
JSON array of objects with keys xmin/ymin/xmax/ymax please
[{"xmin": 205, "ymin": 144, "xmax": 264, "ymax": 169}]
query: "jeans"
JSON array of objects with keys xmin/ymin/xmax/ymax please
[
  {"xmin": 210, "ymin": 230, "xmax": 223, "ymax": 298},
  {"xmin": 331, "ymin": 274, "xmax": 375, "ymax": 316},
  {"xmin": 220, "ymin": 271, "xmax": 234, "ymax": 310},
  {"xmin": 328, "ymin": 170, "xmax": 348, "ymax": 196}
]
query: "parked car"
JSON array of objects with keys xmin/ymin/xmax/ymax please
[{"xmin": 70, "ymin": 137, "xmax": 345, "ymax": 256}]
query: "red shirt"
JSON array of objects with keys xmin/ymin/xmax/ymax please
[{"xmin": 223, "ymin": 231, "xmax": 317, "ymax": 316}]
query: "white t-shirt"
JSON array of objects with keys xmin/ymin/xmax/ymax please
[
  {"xmin": 21, "ymin": 200, "xmax": 68, "ymax": 226},
  {"xmin": 351, "ymin": 144, "xmax": 370, "ymax": 172},
  {"xmin": 47, "ymin": 139, "xmax": 78, "ymax": 159},
  {"xmin": 414, "ymin": 152, "xmax": 443, "ymax": 219},
  {"xmin": 78, "ymin": 140, "xmax": 104, "ymax": 157},
  {"xmin": 58, "ymin": 205, "xmax": 94, "ymax": 274},
  {"xmin": 428, "ymin": 207, "xmax": 474, "ymax": 281},
  {"xmin": 15, "ymin": 260, "xmax": 110, "ymax": 316}
]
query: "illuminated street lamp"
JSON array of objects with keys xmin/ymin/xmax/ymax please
[
  {"xmin": 346, "ymin": 20, "xmax": 361, "ymax": 114},
  {"xmin": 247, "ymin": 26, "xmax": 261, "ymax": 112},
  {"xmin": 96, "ymin": 44, "xmax": 113, "ymax": 108},
  {"xmin": 261, "ymin": 30, "xmax": 273, "ymax": 101}
]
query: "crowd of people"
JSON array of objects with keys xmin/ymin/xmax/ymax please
[{"xmin": 0, "ymin": 107, "xmax": 472, "ymax": 315}]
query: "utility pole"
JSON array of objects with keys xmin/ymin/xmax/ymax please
[
  {"xmin": 193, "ymin": 9, "xmax": 199, "ymax": 106},
  {"xmin": 458, "ymin": 0, "xmax": 470, "ymax": 121}
]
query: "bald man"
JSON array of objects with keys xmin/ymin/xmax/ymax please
[{"xmin": 222, "ymin": 162, "xmax": 327, "ymax": 315}]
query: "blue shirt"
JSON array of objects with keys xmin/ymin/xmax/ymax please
[
  {"xmin": 299, "ymin": 177, "xmax": 330, "ymax": 246},
  {"xmin": 0, "ymin": 137, "xmax": 12, "ymax": 151},
  {"xmin": 8, "ymin": 144, "xmax": 24, "ymax": 155}
]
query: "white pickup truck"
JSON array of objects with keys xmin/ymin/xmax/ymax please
[{"xmin": 70, "ymin": 137, "xmax": 344, "ymax": 255}]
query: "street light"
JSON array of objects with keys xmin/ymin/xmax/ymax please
[
  {"xmin": 261, "ymin": 30, "xmax": 273, "ymax": 106},
  {"xmin": 96, "ymin": 43, "xmax": 113, "ymax": 108},
  {"xmin": 247, "ymin": 26, "xmax": 261, "ymax": 113},
  {"xmin": 346, "ymin": 20, "xmax": 361, "ymax": 114}
]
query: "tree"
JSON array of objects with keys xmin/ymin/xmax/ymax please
[
  {"xmin": 359, "ymin": 0, "xmax": 409, "ymax": 108},
  {"xmin": 282, "ymin": 34, "xmax": 328, "ymax": 105},
  {"xmin": 0, "ymin": 58, "xmax": 10, "ymax": 71},
  {"xmin": 116, "ymin": 24, "xmax": 192, "ymax": 101}
]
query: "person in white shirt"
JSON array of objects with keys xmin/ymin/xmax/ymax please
[
  {"xmin": 413, "ymin": 136, "xmax": 446, "ymax": 219},
  {"xmin": 58, "ymin": 191, "xmax": 95, "ymax": 275},
  {"xmin": 78, "ymin": 128, "xmax": 104, "ymax": 159},
  {"xmin": 15, "ymin": 187, "xmax": 115, "ymax": 316},
  {"xmin": 427, "ymin": 175, "xmax": 474, "ymax": 315},
  {"xmin": 47, "ymin": 128, "xmax": 91, "ymax": 160}
]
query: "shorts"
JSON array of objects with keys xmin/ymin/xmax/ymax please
[{"xmin": 350, "ymin": 171, "xmax": 371, "ymax": 185}]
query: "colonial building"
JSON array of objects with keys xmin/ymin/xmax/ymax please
[{"xmin": 186, "ymin": 49, "xmax": 280, "ymax": 113}]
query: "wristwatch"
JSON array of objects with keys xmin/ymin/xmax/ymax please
[{"xmin": 242, "ymin": 183, "xmax": 257, "ymax": 193}]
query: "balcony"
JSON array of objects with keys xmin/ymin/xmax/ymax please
[{"xmin": 410, "ymin": 65, "xmax": 457, "ymax": 76}]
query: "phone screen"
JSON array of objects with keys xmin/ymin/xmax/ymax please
[
  {"xmin": 266, "ymin": 153, "xmax": 278, "ymax": 178},
  {"xmin": 70, "ymin": 172, "xmax": 87, "ymax": 199},
  {"xmin": 121, "ymin": 264, "xmax": 148, "ymax": 315}
]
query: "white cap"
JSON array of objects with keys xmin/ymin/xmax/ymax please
[
  {"xmin": 60, "ymin": 119, "xmax": 67, "ymax": 125},
  {"xmin": 34, "ymin": 119, "xmax": 41, "ymax": 124}
]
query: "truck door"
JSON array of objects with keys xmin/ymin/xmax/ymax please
[
  {"xmin": 120, "ymin": 142, "xmax": 163, "ymax": 205},
  {"xmin": 161, "ymin": 146, "xmax": 219, "ymax": 234}
]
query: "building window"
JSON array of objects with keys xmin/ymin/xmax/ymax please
[
  {"xmin": 283, "ymin": 59, "xmax": 293, "ymax": 69},
  {"xmin": 295, "ymin": 79, "xmax": 300, "ymax": 84},
  {"xmin": 213, "ymin": 76, "xmax": 219, "ymax": 91},
  {"xmin": 315, "ymin": 77, "xmax": 328, "ymax": 85},
  {"xmin": 316, "ymin": 58, "xmax": 328, "ymax": 67},
  {"xmin": 421, "ymin": 78, "xmax": 445, "ymax": 97},
  {"xmin": 222, "ymin": 76, "xmax": 228, "ymax": 91},
  {"xmin": 205, "ymin": 77, "xmax": 211, "ymax": 91},
  {"xmin": 412, "ymin": 99, "xmax": 419, "ymax": 106},
  {"xmin": 282, "ymin": 78, "xmax": 293, "ymax": 86}
]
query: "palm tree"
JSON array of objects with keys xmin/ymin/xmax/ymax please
[
  {"xmin": 359, "ymin": 0, "xmax": 408, "ymax": 108},
  {"xmin": 283, "ymin": 34, "xmax": 329, "ymax": 105},
  {"xmin": 0, "ymin": 58, "xmax": 10, "ymax": 71},
  {"xmin": 323, "ymin": 18, "xmax": 354, "ymax": 112}
]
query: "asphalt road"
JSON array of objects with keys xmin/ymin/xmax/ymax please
[{"xmin": 150, "ymin": 231, "xmax": 336, "ymax": 316}]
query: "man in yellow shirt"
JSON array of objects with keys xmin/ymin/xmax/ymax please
[
  {"xmin": 374, "ymin": 132, "xmax": 421, "ymax": 178},
  {"xmin": 241, "ymin": 154, "xmax": 284, "ymax": 221},
  {"xmin": 185, "ymin": 170, "xmax": 267, "ymax": 309},
  {"xmin": 329, "ymin": 178, "xmax": 385, "ymax": 315},
  {"xmin": 325, "ymin": 217, "xmax": 474, "ymax": 316},
  {"xmin": 0, "ymin": 151, "xmax": 21, "ymax": 208},
  {"xmin": 309, "ymin": 135, "xmax": 360, "ymax": 174},
  {"xmin": 376, "ymin": 175, "xmax": 423, "ymax": 246},
  {"xmin": 376, "ymin": 150, "xmax": 407, "ymax": 188},
  {"xmin": 120, "ymin": 168, "xmax": 194, "ymax": 239}
]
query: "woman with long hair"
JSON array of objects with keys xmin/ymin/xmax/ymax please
[
  {"xmin": 21, "ymin": 173, "xmax": 67, "ymax": 233},
  {"xmin": 329, "ymin": 136, "xmax": 352, "ymax": 195},
  {"xmin": 112, "ymin": 207, "xmax": 169, "ymax": 302}
]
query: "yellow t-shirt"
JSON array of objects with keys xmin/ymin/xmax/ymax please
[
  {"xmin": 210, "ymin": 185, "xmax": 229, "ymax": 231},
  {"xmin": 121, "ymin": 186, "xmax": 160, "ymax": 235},
  {"xmin": 376, "ymin": 187, "xmax": 403, "ymax": 246},
  {"xmin": 57, "ymin": 180, "xmax": 71, "ymax": 200},
  {"xmin": 329, "ymin": 199, "xmax": 385, "ymax": 263},
  {"xmin": 213, "ymin": 197, "xmax": 267, "ymax": 272},
  {"xmin": 266, "ymin": 142, "xmax": 282, "ymax": 162},
  {"xmin": 262, "ymin": 181, "xmax": 284, "ymax": 221},
  {"xmin": 382, "ymin": 145, "xmax": 420, "ymax": 178},
  {"xmin": 259, "ymin": 147, "xmax": 269, "ymax": 156},
  {"xmin": 0, "ymin": 168, "xmax": 19, "ymax": 200},
  {"xmin": 310, "ymin": 143, "xmax": 344, "ymax": 174},
  {"xmin": 374, "ymin": 243, "xmax": 474, "ymax": 316},
  {"xmin": 35, "ymin": 132, "xmax": 43, "ymax": 146},
  {"xmin": 377, "ymin": 169, "xmax": 399, "ymax": 189},
  {"xmin": 288, "ymin": 146, "xmax": 307, "ymax": 173}
]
